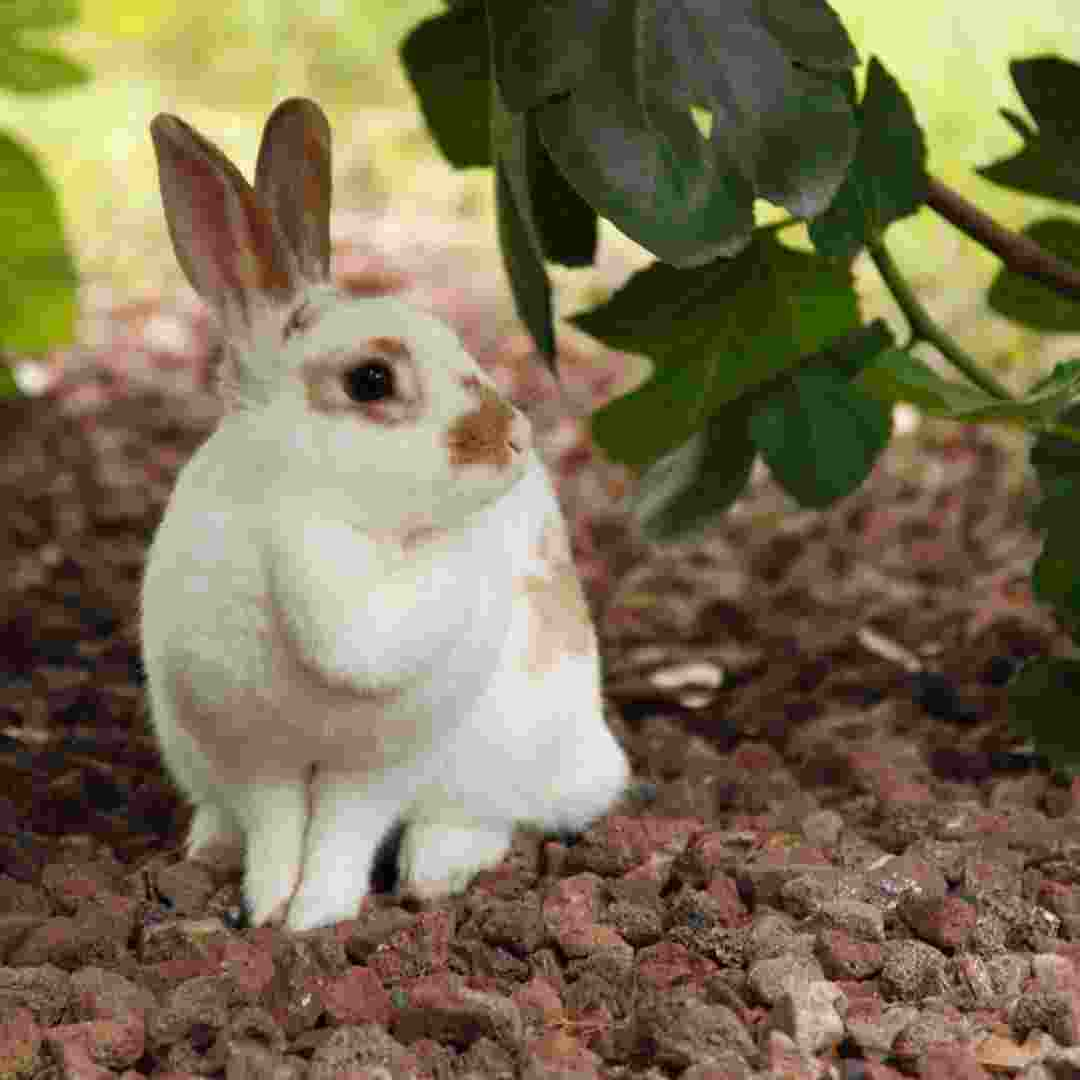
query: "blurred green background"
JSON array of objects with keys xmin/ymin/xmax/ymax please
[{"xmin": 3, "ymin": 0, "xmax": 1080, "ymax": 375}]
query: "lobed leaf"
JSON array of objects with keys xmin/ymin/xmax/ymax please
[
  {"xmin": 748, "ymin": 370, "xmax": 892, "ymax": 507},
  {"xmin": 399, "ymin": 8, "xmax": 492, "ymax": 168},
  {"xmin": 631, "ymin": 403, "xmax": 758, "ymax": 542},
  {"xmin": 809, "ymin": 56, "xmax": 927, "ymax": 258},
  {"xmin": 977, "ymin": 56, "xmax": 1080, "ymax": 206},
  {"xmin": 578, "ymin": 232, "xmax": 860, "ymax": 467}
]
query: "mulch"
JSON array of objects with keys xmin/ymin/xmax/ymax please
[{"xmin": 2, "ymin": 222, "xmax": 1080, "ymax": 1079}]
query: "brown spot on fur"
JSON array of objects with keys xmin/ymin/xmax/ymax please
[
  {"xmin": 283, "ymin": 300, "xmax": 320, "ymax": 340},
  {"xmin": 369, "ymin": 336, "xmax": 409, "ymax": 357},
  {"xmin": 520, "ymin": 515, "xmax": 594, "ymax": 675},
  {"xmin": 446, "ymin": 377, "xmax": 515, "ymax": 468}
]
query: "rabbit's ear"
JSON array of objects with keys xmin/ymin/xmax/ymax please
[
  {"xmin": 151, "ymin": 113, "xmax": 300, "ymax": 333},
  {"xmin": 254, "ymin": 98, "xmax": 332, "ymax": 284}
]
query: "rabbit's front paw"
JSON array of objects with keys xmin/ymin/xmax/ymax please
[{"xmin": 399, "ymin": 822, "xmax": 513, "ymax": 901}]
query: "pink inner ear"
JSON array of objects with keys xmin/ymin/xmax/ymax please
[{"xmin": 180, "ymin": 153, "xmax": 294, "ymax": 320}]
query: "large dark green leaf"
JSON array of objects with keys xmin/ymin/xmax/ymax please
[
  {"xmin": 0, "ymin": 0, "xmax": 78, "ymax": 32},
  {"xmin": 578, "ymin": 231, "xmax": 860, "ymax": 467},
  {"xmin": 748, "ymin": 370, "xmax": 891, "ymax": 507},
  {"xmin": 0, "ymin": 38, "xmax": 89, "ymax": 93},
  {"xmin": 399, "ymin": 8, "xmax": 491, "ymax": 168},
  {"xmin": 1009, "ymin": 657, "xmax": 1080, "ymax": 769},
  {"xmin": 978, "ymin": 57, "xmax": 1080, "ymax": 206},
  {"xmin": 527, "ymin": 135, "xmax": 597, "ymax": 268},
  {"xmin": 631, "ymin": 403, "xmax": 758, "ymax": 541},
  {"xmin": 809, "ymin": 57, "xmax": 927, "ymax": 258},
  {"xmin": 528, "ymin": 0, "xmax": 857, "ymax": 267},
  {"xmin": 0, "ymin": 132, "xmax": 78, "ymax": 352},
  {"xmin": 492, "ymin": 85, "xmax": 555, "ymax": 363},
  {"xmin": 986, "ymin": 218, "xmax": 1080, "ymax": 332}
]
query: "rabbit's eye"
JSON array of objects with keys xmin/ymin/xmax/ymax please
[{"xmin": 344, "ymin": 361, "xmax": 395, "ymax": 403}]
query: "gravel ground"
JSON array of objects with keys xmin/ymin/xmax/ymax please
[{"xmin": 2, "ymin": 213, "xmax": 1080, "ymax": 1080}]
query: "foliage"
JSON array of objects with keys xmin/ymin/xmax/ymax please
[
  {"xmin": 401, "ymin": 5, "xmax": 1080, "ymax": 771},
  {"xmin": 0, "ymin": 0, "xmax": 85, "ymax": 394}
]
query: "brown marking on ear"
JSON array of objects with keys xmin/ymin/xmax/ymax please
[
  {"xmin": 519, "ymin": 515, "xmax": 594, "ymax": 675},
  {"xmin": 446, "ymin": 377, "xmax": 515, "ymax": 468}
]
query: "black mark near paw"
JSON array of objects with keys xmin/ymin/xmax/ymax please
[{"xmin": 369, "ymin": 819, "xmax": 407, "ymax": 894}]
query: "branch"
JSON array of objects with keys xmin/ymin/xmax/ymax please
[
  {"xmin": 926, "ymin": 175, "xmax": 1080, "ymax": 302},
  {"xmin": 866, "ymin": 239, "xmax": 1014, "ymax": 402}
]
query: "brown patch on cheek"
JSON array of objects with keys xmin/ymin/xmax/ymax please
[
  {"xmin": 446, "ymin": 377, "xmax": 516, "ymax": 468},
  {"xmin": 520, "ymin": 516, "xmax": 594, "ymax": 675}
]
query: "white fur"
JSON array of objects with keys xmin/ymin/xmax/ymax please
[{"xmin": 141, "ymin": 99, "xmax": 629, "ymax": 930}]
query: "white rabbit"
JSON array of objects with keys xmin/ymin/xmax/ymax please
[{"xmin": 140, "ymin": 98, "xmax": 630, "ymax": 931}]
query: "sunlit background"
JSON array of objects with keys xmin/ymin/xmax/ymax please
[{"xmin": 3, "ymin": 0, "xmax": 1080, "ymax": 378}]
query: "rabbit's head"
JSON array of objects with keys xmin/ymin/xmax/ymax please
[{"xmin": 151, "ymin": 99, "xmax": 531, "ymax": 534}]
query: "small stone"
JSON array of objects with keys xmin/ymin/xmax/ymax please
[
  {"xmin": 1011, "ymin": 988, "xmax": 1080, "ymax": 1047},
  {"xmin": 0, "ymin": 964, "xmax": 71, "ymax": 1024},
  {"xmin": 900, "ymin": 894, "xmax": 977, "ymax": 952},
  {"xmin": 920, "ymin": 1042, "xmax": 989, "ymax": 1080},
  {"xmin": 512, "ymin": 975, "xmax": 564, "ymax": 1031},
  {"xmin": 307, "ymin": 1023, "xmax": 426, "ymax": 1080},
  {"xmin": 818, "ymin": 901, "xmax": 885, "ymax": 942},
  {"xmin": 879, "ymin": 940, "xmax": 950, "ymax": 1001},
  {"xmin": 477, "ymin": 897, "xmax": 546, "ymax": 955},
  {"xmin": 746, "ymin": 954, "xmax": 825, "ymax": 1007},
  {"xmin": 605, "ymin": 900, "xmax": 663, "ymax": 947},
  {"xmin": 367, "ymin": 908, "xmax": 454, "ymax": 985},
  {"xmin": 637, "ymin": 992, "xmax": 755, "ymax": 1070},
  {"xmin": 845, "ymin": 998, "xmax": 919, "ymax": 1058},
  {"xmin": 816, "ymin": 929, "xmax": 884, "ymax": 980},
  {"xmin": 892, "ymin": 1011, "xmax": 973, "ymax": 1065},
  {"xmin": 768, "ymin": 978, "xmax": 846, "ymax": 1054},
  {"xmin": 802, "ymin": 810, "xmax": 844, "ymax": 849},
  {"xmin": 636, "ymin": 942, "xmax": 720, "ymax": 993},
  {"xmin": 321, "ymin": 965, "xmax": 394, "ymax": 1027},
  {"xmin": 393, "ymin": 971, "xmax": 523, "ymax": 1051}
]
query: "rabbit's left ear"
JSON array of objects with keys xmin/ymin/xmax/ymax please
[{"xmin": 255, "ymin": 98, "xmax": 332, "ymax": 284}]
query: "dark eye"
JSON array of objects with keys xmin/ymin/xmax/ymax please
[{"xmin": 343, "ymin": 361, "xmax": 395, "ymax": 403}]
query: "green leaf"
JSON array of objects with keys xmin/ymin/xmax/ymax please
[
  {"xmin": 810, "ymin": 56, "xmax": 927, "ymax": 258},
  {"xmin": 0, "ymin": 132, "xmax": 78, "ymax": 352},
  {"xmin": 1009, "ymin": 657, "xmax": 1080, "ymax": 768},
  {"xmin": 1010, "ymin": 56, "xmax": 1080, "ymax": 141},
  {"xmin": 748, "ymin": 370, "xmax": 891, "ymax": 507},
  {"xmin": 399, "ymin": 8, "xmax": 491, "ymax": 168},
  {"xmin": 578, "ymin": 231, "xmax": 860, "ymax": 467},
  {"xmin": 1032, "ymin": 400, "xmax": 1080, "ymax": 492},
  {"xmin": 527, "ymin": 0, "xmax": 856, "ymax": 267},
  {"xmin": 986, "ymin": 218, "xmax": 1080, "ymax": 332},
  {"xmin": 856, "ymin": 349, "xmax": 1000, "ymax": 414},
  {"xmin": 857, "ymin": 349, "xmax": 1080, "ymax": 429},
  {"xmin": 632, "ymin": 404, "xmax": 758, "ymax": 542},
  {"xmin": 527, "ymin": 136, "xmax": 597, "ymax": 268},
  {"xmin": 0, "ymin": 38, "xmax": 90, "ymax": 94},
  {"xmin": 977, "ymin": 57, "xmax": 1080, "ymax": 206},
  {"xmin": 492, "ymin": 81, "xmax": 555, "ymax": 363},
  {"xmin": 0, "ymin": 0, "xmax": 78, "ymax": 32},
  {"xmin": 803, "ymin": 318, "xmax": 896, "ymax": 380}
]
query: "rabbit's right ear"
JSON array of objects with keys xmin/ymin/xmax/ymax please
[
  {"xmin": 151, "ymin": 113, "xmax": 300, "ymax": 334},
  {"xmin": 255, "ymin": 98, "xmax": 332, "ymax": 284}
]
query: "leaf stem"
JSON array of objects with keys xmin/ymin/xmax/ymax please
[
  {"xmin": 926, "ymin": 175, "xmax": 1080, "ymax": 302},
  {"xmin": 866, "ymin": 238, "xmax": 1015, "ymax": 402}
]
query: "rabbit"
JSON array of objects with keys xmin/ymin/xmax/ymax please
[{"xmin": 140, "ymin": 97, "xmax": 631, "ymax": 931}]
